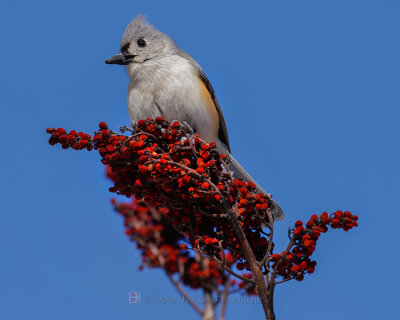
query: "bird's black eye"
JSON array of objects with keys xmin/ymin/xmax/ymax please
[{"xmin": 137, "ymin": 38, "xmax": 147, "ymax": 47}]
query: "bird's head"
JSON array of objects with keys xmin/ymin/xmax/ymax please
[{"xmin": 105, "ymin": 15, "xmax": 176, "ymax": 74}]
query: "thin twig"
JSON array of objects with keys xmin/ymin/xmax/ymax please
[
  {"xmin": 210, "ymin": 255, "xmax": 255, "ymax": 284},
  {"xmin": 126, "ymin": 131, "xmax": 159, "ymax": 142},
  {"xmin": 259, "ymin": 209, "xmax": 275, "ymax": 267},
  {"xmin": 197, "ymin": 207, "xmax": 228, "ymax": 219},
  {"xmin": 274, "ymin": 278, "xmax": 292, "ymax": 285},
  {"xmin": 164, "ymin": 160, "xmax": 224, "ymax": 199}
]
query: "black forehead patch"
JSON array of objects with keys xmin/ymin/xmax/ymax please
[{"xmin": 120, "ymin": 43, "xmax": 130, "ymax": 53}]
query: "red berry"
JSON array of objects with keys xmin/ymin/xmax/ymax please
[{"xmin": 99, "ymin": 122, "xmax": 108, "ymax": 129}]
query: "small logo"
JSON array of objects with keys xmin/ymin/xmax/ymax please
[{"xmin": 129, "ymin": 291, "xmax": 141, "ymax": 304}]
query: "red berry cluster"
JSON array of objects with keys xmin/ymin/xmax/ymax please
[
  {"xmin": 114, "ymin": 198, "xmax": 228, "ymax": 290},
  {"xmin": 47, "ymin": 127, "xmax": 93, "ymax": 150},
  {"xmin": 270, "ymin": 211, "xmax": 358, "ymax": 281},
  {"xmin": 47, "ymin": 118, "xmax": 274, "ymax": 268}
]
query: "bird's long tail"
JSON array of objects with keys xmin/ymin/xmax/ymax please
[{"xmin": 226, "ymin": 153, "xmax": 284, "ymax": 221}]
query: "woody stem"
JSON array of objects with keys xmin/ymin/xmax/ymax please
[{"xmin": 227, "ymin": 207, "xmax": 275, "ymax": 320}]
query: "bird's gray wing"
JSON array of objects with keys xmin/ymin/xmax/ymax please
[
  {"xmin": 179, "ymin": 49, "xmax": 231, "ymax": 152},
  {"xmin": 196, "ymin": 70, "xmax": 231, "ymax": 152}
]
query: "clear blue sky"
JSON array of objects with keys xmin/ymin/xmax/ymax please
[{"xmin": 1, "ymin": 1, "xmax": 399, "ymax": 319}]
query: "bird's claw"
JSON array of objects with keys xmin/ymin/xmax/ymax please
[{"xmin": 181, "ymin": 121, "xmax": 194, "ymax": 135}]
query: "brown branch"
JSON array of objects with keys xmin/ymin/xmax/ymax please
[
  {"xmin": 226, "ymin": 206, "xmax": 273, "ymax": 319},
  {"xmin": 202, "ymin": 289, "xmax": 216, "ymax": 320},
  {"xmin": 211, "ymin": 255, "xmax": 256, "ymax": 284},
  {"xmin": 266, "ymin": 237, "xmax": 296, "ymax": 319},
  {"xmin": 167, "ymin": 273, "xmax": 203, "ymax": 316},
  {"xmin": 219, "ymin": 280, "xmax": 231, "ymax": 320}
]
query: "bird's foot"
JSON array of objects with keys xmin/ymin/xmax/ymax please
[{"xmin": 180, "ymin": 121, "xmax": 195, "ymax": 135}]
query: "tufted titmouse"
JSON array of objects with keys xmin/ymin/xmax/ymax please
[{"xmin": 105, "ymin": 15, "xmax": 284, "ymax": 220}]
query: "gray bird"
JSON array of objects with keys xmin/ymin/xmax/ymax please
[{"xmin": 105, "ymin": 15, "xmax": 284, "ymax": 220}]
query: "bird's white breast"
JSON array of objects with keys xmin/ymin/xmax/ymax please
[{"xmin": 127, "ymin": 55, "xmax": 219, "ymax": 144}]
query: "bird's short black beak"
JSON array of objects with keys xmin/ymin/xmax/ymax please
[{"xmin": 105, "ymin": 53, "xmax": 136, "ymax": 65}]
